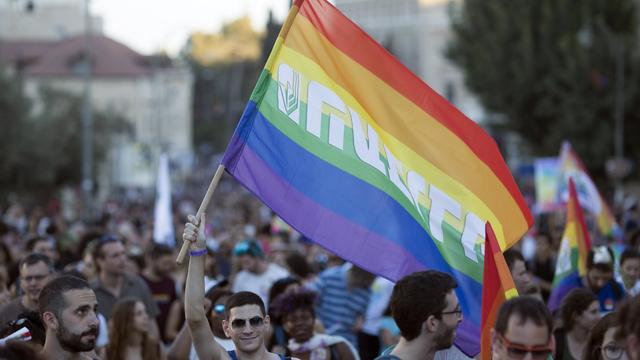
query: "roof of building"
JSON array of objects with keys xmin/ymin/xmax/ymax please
[{"xmin": 0, "ymin": 34, "xmax": 153, "ymax": 77}]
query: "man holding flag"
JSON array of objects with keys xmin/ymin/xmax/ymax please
[{"xmin": 178, "ymin": 0, "xmax": 533, "ymax": 356}]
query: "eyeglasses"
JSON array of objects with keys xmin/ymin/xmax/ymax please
[
  {"xmin": 230, "ymin": 316, "xmax": 264, "ymax": 330},
  {"xmin": 497, "ymin": 333, "xmax": 554, "ymax": 360},
  {"xmin": 440, "ymin": 306, "xmax": 463, "ymax": 318},
  {"xmin": 601, "ymin": 343, "xmax": 625, "ymax": 360}
]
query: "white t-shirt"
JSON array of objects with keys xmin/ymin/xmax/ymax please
[{"xmin": 232, "ymin": 263, "xmax": 289, "ymax": 307}]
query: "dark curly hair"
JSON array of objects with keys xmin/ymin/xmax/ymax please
[{"xmin": 270, "ymin": 290, "xmax": 317, "ymax": 320}]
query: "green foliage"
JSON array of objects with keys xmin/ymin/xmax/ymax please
[
  {"xmin": 449, "ymin": 0, "xmax": 640, "ymax": 178},
  {"xmin": 0, "ymin": 70, "xmax": 129, "ymax": 196}
]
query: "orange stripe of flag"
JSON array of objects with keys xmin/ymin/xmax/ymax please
[{"xmin": 296, "ymin": 0, "xmax": 532, "ymax": 224}]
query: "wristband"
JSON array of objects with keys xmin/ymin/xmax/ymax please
[{"xmin": 189, "ymin": 248, "xmax": 207, "ymax": 257}]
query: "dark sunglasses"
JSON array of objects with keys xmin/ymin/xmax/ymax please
[
  {"xmin": 497, "ymin": 333, "xmax": 554, "ymax": 360},
  {"xmin": 230, "ymin": 316, "xmax": 264, "ymax": 330}
]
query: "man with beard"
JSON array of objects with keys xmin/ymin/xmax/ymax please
[
  {"xmin": 39, "ymin": 275, "xmax": 100, "ymax": 360},
  {"xmin": 490, "ymin": 297, "xmax": 554, "ymax": 360},
  {"xmin": 375, "ymin": 270, "xmax": 463, "ymax": 360}
]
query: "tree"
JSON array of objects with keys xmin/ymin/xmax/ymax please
[
  {"xmin": 449, "ymin": 0, "xmax": 640, "ymax": 181},
  {"xmin": 0, "ymin": 70, "xmax": 129, "ymax": 197}
]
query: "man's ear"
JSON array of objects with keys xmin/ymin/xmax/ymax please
[
  {"xmin": 222, "ymin": 319, "xmax": 231, "ymax": 337},
  {"xmin": 264, "ymin": 314, "xmax": 271, "ymax": 327},
  {"xmin": 424, "ymin": 315, "xmax": 439, "ymax": 333},
  {"xmin": 490, "ymin": 329, "xmax": 499, "ymax": 348},
  {"xmin": 42, "ymin": 311, "xmax": 58, "ymax": 331}
]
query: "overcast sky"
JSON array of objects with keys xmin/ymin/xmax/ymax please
[{"xmin": 91, "ymin": 0, "xmax": 291, "ymax": 54}]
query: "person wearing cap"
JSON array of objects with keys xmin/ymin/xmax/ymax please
[
  {"xmin": 584, "ymin": 246, "xmax": 626, "ymax": 313},
  {"xmin": 231, "ymin": 239, "xmax": 289, "ymax": 308}
]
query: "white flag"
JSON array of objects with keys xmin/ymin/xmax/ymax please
[{"xmin": 153, "ymin": 153, "xmax": 175, "ymax": 247}]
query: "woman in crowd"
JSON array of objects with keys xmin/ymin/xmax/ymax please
[
  {"xmin": 106, "ymin": 298, "xmax": 166, "ymax": 360},
  {"xmin": 584, "ymin": 313, "xmax": 628, "ymax": 360},
  {"xmin": 554, "ymin": 288, "xmax": 601, "ymax": 360},
  {"xmin": 271, "ymin": 290, "xmax": 358, "ymax": 360}
]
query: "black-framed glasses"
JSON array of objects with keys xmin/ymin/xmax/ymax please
[
  {"xmin": 230, "ymin": 316, "xmax": 264, "ymax": 330},
  {"xmin": 440, "ymin": 306, "xmax": 463, "ymax": 318},
  {"xmin": 601, "ymin": 343, "xmax": 625, "ymax": 360}
]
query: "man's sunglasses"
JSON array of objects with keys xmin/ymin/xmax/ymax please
[
  {"xmin": 497, "ymin": 333, "xmax": 554, "ymax": 360},
  {"xmin": 230, "ymin": 316, "xmax": 264, "ymax": 330}
]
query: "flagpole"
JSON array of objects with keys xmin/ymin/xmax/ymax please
[{"xmin": 176, "ymin": 164, "xmax": 226, "ymax": 264}]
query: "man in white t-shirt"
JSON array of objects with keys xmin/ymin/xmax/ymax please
[{"xmin": 231, "ymin": 239, "xmax": 288, "ymax": 308}]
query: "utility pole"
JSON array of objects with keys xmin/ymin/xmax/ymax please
[{"xmin": 81, "ymin": 0, "xmax": 93, "ymax": 219}]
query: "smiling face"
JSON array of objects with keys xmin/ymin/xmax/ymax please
[
  {"xmin": 283, "ymin": 308, "xmax": 315, "ymax": 343},
  {"xmin": 222, "ymin": 304, "xmax": 269, "ymax": 354}
]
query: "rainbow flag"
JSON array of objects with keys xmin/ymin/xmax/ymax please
[
  {"xmin": 480, "ymin": 222, "xmax": 518, "ymax": 360},
  {"xmin": 220, "ymin": 0, "xmax": 532, "ymax": 354},
  {"xmin": 557, "ymin": 141, "xmax": 620, "ymax": 239},
  {"xmin": 548, "ymin": 178, "xmax": 592, "ymax": 312}
]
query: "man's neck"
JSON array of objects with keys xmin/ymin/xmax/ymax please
[
  {"xmin": 391, "ymin": 336, "xmax": 437, "ymax": 360},
  {"xmin": 99, "ymin": 271, "xmax": 123, "ymax": 296},
  {"xmin": 236, "ymin": 346, "xmax": 275, "ymax": 360},
  {"xmin": 42, "ymin": 333, "xmax": 89, "ymax": 360},
  {"xmin": 21, "ymin": 295, "xmax": 37, "ymax": 311}
]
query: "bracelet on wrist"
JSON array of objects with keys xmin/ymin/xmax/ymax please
[{"xmin": 189, "ymin": 248, "xmax": 207, "ymax": 257}]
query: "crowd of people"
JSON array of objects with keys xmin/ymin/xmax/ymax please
[{"xmin": 0, "ymin": 168, "xmax": 640, "ymax": 359}]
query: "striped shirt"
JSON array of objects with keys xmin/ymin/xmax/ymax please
[{"xmin": 309, "ymin": 265, "xmax": 371, "ymax": 348}]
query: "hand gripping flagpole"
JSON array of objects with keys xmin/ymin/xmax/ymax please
[{"xmin": 176, "ymin": 164, "xmax": 225, "ymax": 265}]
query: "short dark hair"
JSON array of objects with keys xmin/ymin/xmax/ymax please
[
  {"xmin": 224, "ymin": 291, "xmax": 266, "ymax": 320},
  {"xmin": 560, "ymin": 288, "xmax": 598, "ymax": 331},
  {"xmin": 503, "ymin": 249, "xmax": 525, "ymax": 271},
  {"xmin": 38, "ymin": 275, "xmax": 92, "ymax": 318},
  {"xmin": 494, "ymin": 296, "xmax": 553, "ymax": 338},
  {"xmin": 148, "ymin": 243, "xmax": 173, "ymax": 259},
  {"xmin": 617, "ymin": 295, "xmax": 640, "ymax": 340},
  {"xmin": 390, "ymin": 270, "xmax": 457, "ymax": 341},
  {"xmin": 620, "ymin": 249, "xmax": 640, "ymax": 267},
  {"xmin": 25, "ymin": 237, "xmax": 51, "ymax": 252},
  {"xmin": 92, "ymin": 236, "xmax": 122, "ymax": 260},
  {"xmin": 18, "ymin": 253, "xmax": 54, "ymax": 273}
]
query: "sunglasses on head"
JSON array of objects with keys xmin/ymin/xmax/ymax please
[
  {"xmin": 230, "ymin": 316, "xmax": 264, "ymax": 330},
  {"xmin": 213, "ymin": 304, "xmax": 225, "ymax": 314},
  {"xmin": 497, "ymin": 333, "xmax": 554, "ymax": 360}
]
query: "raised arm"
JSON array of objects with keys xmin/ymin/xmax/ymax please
[{"xmin": 183, "ymin": 214, "xmax": 229, "ymax": 360}]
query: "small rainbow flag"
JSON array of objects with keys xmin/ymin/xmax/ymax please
[
  {"xmin": 557, "ymin": 142, "xmax": 620, "ymax": 239},
  {"xmin": 548, "ymin": 178, "xmax": 592, "ymax": 312},
  {"xmin": 221, "ymin": 0, "xmax": 532, "ymax": 354},
  {"xmin": 480, "ymin": 222, "xmax": 518, "ymax": 360}
]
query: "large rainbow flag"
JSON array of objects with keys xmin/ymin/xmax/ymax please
[
  {"xmin": 557, "ymin": 141, "xmax": 620, "ymax": 239},
  {"xmin": 480, "ymin": 223, "xmax": 518, "ymax": 360},
  {"xmin": 220, "ymin": 0, "xmax": 532, "ymax": 354},
  {"xmin": 548, "ymin": 178, "xmax": 592, "ymax": 312}
]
